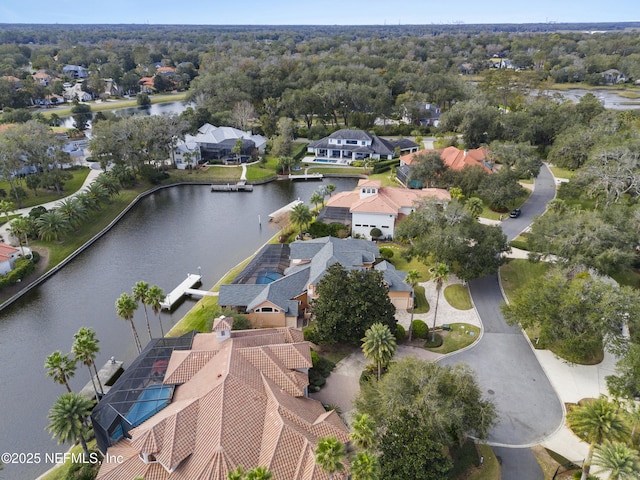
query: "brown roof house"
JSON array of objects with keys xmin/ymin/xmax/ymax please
[
  {"xmin": 320, "ymin": 179, "xmax": 450, "ymax": 241},
  {"xmin": 93, "ymin": 317, "xmax": 349, "ymax": 480}
]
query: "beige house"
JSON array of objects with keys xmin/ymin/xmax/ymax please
[{"xmin": 94, "ymin": 317, "xmax": 349, "ymax": 480}]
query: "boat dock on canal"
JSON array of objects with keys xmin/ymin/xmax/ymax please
[
  {"xmin": 160, "ymin": 273, "xmax": 218, "ymax": 310},
  {"xmin": 79, "ymin": 358, "xmax": 124, "ymax": 399},
  {"xmin": 268, "ymin": 199, "xmax": 304, "ymax": 220},
  {"xmin": 211, "ymin": 180, "xmax": 253, "ymax": 192}
]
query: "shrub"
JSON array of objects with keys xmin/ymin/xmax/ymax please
[
  {"xmin": 379, "ymin": 247, "xmax": 394, "ymax": 260},
  {"xmin": 372, "ymin": 159, "xmax": 400, "ymax": 174},
  {"xmin": 303, "ymin": 326, "xmax": 320, "ymax": 344},
  {"xmin": 0, "ymin": 256, "xmax": 37, "ymax": 289},
  {"xmin": 424, "ymin": 333, "xmax": 443, "ymax": 348},
  {"xmin": 395, "ymin": 324, "xmax": 406, "ymax": 342},
  {"xmin": 230, "ymin": 314, "xmax": 251, "ymax": 330},
  {"xmin": 411, "ymin": 319, "xmax": 429, "ymax": 339},
  {"xmin": 360, "ymin": 369, "xmax": 373, "ymax": 385},
  {"xmin": 370, "ymin": 227, "xmax": 383, "ymax": 240}
]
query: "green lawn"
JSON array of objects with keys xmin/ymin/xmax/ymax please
[
  {"xmin": 499, "ymin": 258, "xmax": 551, "ymax": 303},
  {"xmin": 479, "ymin": 190, "xmax": 531, "ymax": 221},
  {"xmin": 444, "ymin": 284, "xmax": 473, "ymax": 310},
  {"xmin": 382, "ymin": 242, "xmax": 433, "ymax": 279},
  {"xmin": 39, "ymin": 440, "xmax": 99, "ymax": 480},
  {"xmin": 0, "ymin": 167, "xmax": 91, "ymax": 209},
  {"xmin": 425, "ymin": 323, "xmax": 480, "ymax": 354},
  {"xmin": 305, "ymin": 165, "xmax": 365, "ymax": 175},
  {"xmin": 464, "ymin": 444, "xmax": 501, "ymax": 480},
  {"xmin": 411, "ymin": 285, "xmax": 430, "ymax": 313},
  {"xmin": 549, "ymin": 166, "xmax": 576, "ymax": 179}
]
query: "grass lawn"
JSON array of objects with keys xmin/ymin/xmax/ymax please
[
  {"xmin": 549, "ymin": 166, "xmax": 576, "ymax": 179},
  {"xmin": 382, "ymin": 242, "xmax": 433, "ymax": 278},
  {"xmin": 464, "ymin": 443, "xmax": 501, "ymax": 480},
  {"xmin": 425, "ymin": 323, "xmax": 480, "ymax": 354},
  {"xmin": 0, "ymin": 167, "xmax": 91, "ymax": 209},
  {"xmin": 531, "ymin": 445, "xmax": 580, "ymax": 480},
  {"xmin": 448, "ymin": 440, "xmax": 501, "ymax": 480},
  {"xmin": 480, "ymin": 190, "xmax": 531, "ymax": 221},
  {"xmin": 500, "ymin": 258, "xmax": 551, "ymax": 302},
  {"xmin": 34, "ymin": 186, "xmax": 147, "ymax": 267},
  {"xmin": 201, "ymin": 165, "xmax": 242, "ymax": 182},
  {"xmin": 313, "ymin": 344, "xmax": 359, "ymax": 365},
  {"xmin": 411, "ymin": 285, "xmax": 430, "ymax": 313},
  {"xmin": 305, "ymin": 165, "xmax": 365, "ymax": 175},
  {"xmin": 611, "ymin": 267, "xmax": 640, "ymax": 288},
  {"xmin": 444, "ymin": 284, "xmax": 472, "ymax": 310},
  {"xmin": 367, "ymin": 172, "xmax": 402, "ymax": 187}
]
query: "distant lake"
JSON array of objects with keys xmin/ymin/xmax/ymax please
[
  {"xmin": 59, "ymin": 100, "xmax": 192, "ymax": 128},
  {"xmin": 543, "ymin": 88, "xmax": 640, "ymax": 110}
]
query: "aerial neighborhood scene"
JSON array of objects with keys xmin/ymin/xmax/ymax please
[{"xmin": 1, "ymin": 1, "xmax": 640, "ymax": 479}]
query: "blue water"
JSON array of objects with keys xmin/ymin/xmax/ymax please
[
  {"xmin": 256, "ymin": 272, "xmax": 282, "ymax": 284},
  {"xmin": 111, "ymin": 384, "xmax": 173, "ymax": 440}
]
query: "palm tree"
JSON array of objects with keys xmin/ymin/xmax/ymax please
[
  {"xmin": 85, "ymin": 183, "xmax": 110, "ymax": 207},
  {"xmin": 132, "ymin": 281, "xmax": 153, "ymax": 341},
  {"xmin": 465, "ymin": 197, "xmax": 484, "ymax": 219},
  {"xmin": 147, "ymin": 285, "xmax": 166, "ymax": 337},
  {"xmin": 404, "ymin": 269, "xmax": 421, "ymax": 342},
  {"xmin": 350, "ymin": 451, "xmax": 380, "ymax": 480},
  {"xmin": 72, "ymin": 327, "xmax": 104, "ymax": 400},
  {"xmin": 8, "ymin": 216, "xmax": 32, "ymax": 256},
  {"xmin": 57, "ymin": 197, "xmax": 87, "ymax": 229},
  {"xmin": 350, "ymin": 412, "xmax": 376, "ymax": 451},
  {"xmin": 361, "ymin": 323, "xmax": 397, "ymax": 381},
  {"xmin": 315, "ymin": 436, "xmax": 346, "ymax": 480},
  {"xmin": 430, "ymin": 262, "xmax": 450, "ymax": 342},
  {"xmin": 245, "ymin": 466, "xmax": 273, "ymax": 480},
  {"xmin": 115, "ymin": 292, "xmax": 142, "ymax": 353},
  {"xmin": 592, "ymin": 440, "xmax": 640, "ymax": 480},
  {"xmin": 567, "ymin": 397, "xmax": 630, "ymax": 480},
  {"xmin": 228, "ymin": 467, "xmax": 245, "ymax": 480},
  {"xmin": 289, "ymin": 203, "xmax": 312, "ymax": 237},
  {"xmin": 45, "ymin": 350, "xmax": 77, "ymax": 393},
  {"xmin": 325, "ymin": 183, "xmax": 336, "ymax": 197},
  {"xmin": 94, "ymin": 173, "xmax": 121, "ymax": 198},
  {"xmin": 310, "ymin": 191, "xmax": 324, "ymax": 211},
  {"xmin": 35, "ymin": 210, "xmax": 71, "ymax": 241},
  {"xmin": 46, "ymin": 392, "xmax": 93, "ymax": 457},
  {"xmin": 0, "ymin": 199, "xmax": 15, "ymax": 224}
]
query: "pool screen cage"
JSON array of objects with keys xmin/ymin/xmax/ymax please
[
  {"xmin": 232, "ymin": 243, "xmax": 291, "ymax": 285},
  {"xmin": 91, "ymin": 332, "xmax": 196, "ymax": 454}
]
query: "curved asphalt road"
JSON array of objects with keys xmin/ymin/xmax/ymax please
[{"xmin": 439, "ymin": 165, "xmax": 560, "ymax": 479}]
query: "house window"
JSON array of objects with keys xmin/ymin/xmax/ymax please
[
  {"xmin": 382, "ymin": 225, "xmax": 389, "ymax": 228},
  {"xmin": 258, "ymin": 307, "xmax": 275, "ymax": 312},
  {"xmin": 346, "ymin": 140, "xmax": 357, "ymax": 145},
  {"xmin": 337, "ymin": 140, "xmax": 341, "ymax": 144},
  {"xmin": 362, "ymin": 141, "xmax": 366, "ymax": 145}
]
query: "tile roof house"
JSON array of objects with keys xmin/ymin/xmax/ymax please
[
  {"xmin": 0, "ymin": 242, "xmax": 21, "ymax": 275},
  {"xmin": 398, "ymin": 146, "xmax": 494, "ymax": 188},
  {"xmin": 219, "ymin": 237, "xmax": 408, "ymax": 326},
  {"xmin": 307, "ymin": 129, "xmax": 419, "ymax": 164},
  {"xmin": 175, "ymin": 123, "xmax": 268, "ymax": 165},
  {"xmin": 94, "ymin": 317, "xmax": 349, "ymax": 480},
  {"xmin": 321, "ymin": 179, "xmax": 450, "ymax": 240}
]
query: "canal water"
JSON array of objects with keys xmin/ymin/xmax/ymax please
[
  {"xmin": 0, "ymin": 178, "xmax": 358, "ymax": 480},
  {"xmin": 58, "ymin": 100, "xmax": 192, "ymax": 128}
]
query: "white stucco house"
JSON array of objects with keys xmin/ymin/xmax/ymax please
[
  {"xmin": 0, "ymin": 243, "xmax": 21, "ymax": 275},
  {"xmin": 321, "ymin": 179, "xmax": 450, "ymax": 240}
]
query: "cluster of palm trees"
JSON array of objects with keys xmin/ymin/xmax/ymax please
[
  {"xmin": 7, "ymin": 172, "xmax": 121, "ymax": 244},
  {"xmin": 289, "ymin": 184, "xmax": 337, "ymax": 238},
  {"xmin": 314, "ymin": 413, "xmax": 381, "ymax": 480},
  {"xmin": 44, "ymin": 327, "xmax": 104, "ymax": 459},
  {"xmin": 567, "ymin": 396, "xmax": 640, "ymax": 480},
  {"xmin": 115, "ymin": 281, "xmax": 166, "ymax": 354}
]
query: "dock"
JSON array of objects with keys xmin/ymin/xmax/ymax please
[
  {"xmin": 288, "ymin": 173, "xmax": 323, "ymax": 181},
  {"xmin": 160, "ymin": 273, "xmax": 202, "ymax": 310},
  {"xmin": 211, "ymin": 181, "xmax": 253, "ymax": 192},
  {"xmin": 79, "ymin": 358, "xmax": 124, "ymax": 400},
  {"xmin": 268, "ymin": 199, "xmax": 304, "ymax": 220}
]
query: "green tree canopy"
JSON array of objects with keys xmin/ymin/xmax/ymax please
[
  {"xmin": 361, "ymin": 323, "xmax": 397, "ymax": 380},
  {"xmin": 309, "ymin": 263, "xmax": 397, "ymax": 345}
]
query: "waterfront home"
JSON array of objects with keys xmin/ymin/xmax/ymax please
[
  {"xmin": 93, "ymin": 317, "xmax": 349, "ymax": 480},
  {"xmin": 0, "ymin": 242, "xmax": 21, "ymax": 275},
  {"xmin": 218, "ymin": 236, "xmax": 412, "ymax": 326},
  {"xmin": 319, "ymin": 179, "xmax": 450, "ymax": 240}
]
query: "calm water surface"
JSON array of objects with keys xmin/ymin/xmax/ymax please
[{"xmin": 0, "ymin": 178, "xmax": 357, "ymax": 480}]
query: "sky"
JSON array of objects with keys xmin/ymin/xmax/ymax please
[{"xmin": 1, "ymin": 0, "xmax": 638, "ymax": 25}]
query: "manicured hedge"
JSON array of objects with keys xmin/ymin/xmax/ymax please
[
  {"xmin": 395, "ymin": 324, "xmax": 406, "ymax": 342},
  {"xmin": 0, "ymin": 252, "xmax": 39, "ymax": 289},
  {"xmin": 373, "ymin": 158, "xmax": 400, "ymax": 174},
  {"xmin": 411, "ymin": 319, "xmax": 429, "ymax": 339}
]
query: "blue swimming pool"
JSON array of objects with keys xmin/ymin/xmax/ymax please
[
  {"xmin": 314, "ymin": 158, "xmax": 338, "ymax": 163},
  {"xmin": 110, "ymin": 384, "xmax": 173, "ymax": 440},
  {"xmin": 256, "ymin": 272, "xmax": 283, "ymax": 284}
]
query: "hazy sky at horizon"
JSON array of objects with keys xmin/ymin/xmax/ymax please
[{"xmin": 1, "ymin": 0, "xmax": 638, "ymax": 25}]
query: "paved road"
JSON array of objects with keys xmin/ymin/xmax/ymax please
[{"xmin": 439, "ymin": 164, "xmax": 560, "ymax": 479}]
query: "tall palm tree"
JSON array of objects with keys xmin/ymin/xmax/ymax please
[
  {"xmin": 133, "ymin": 281, "xmax": 153, "ymax": 341},
  {"xmin": 567, "ymin": 397, "xmax": 630, "ymax": 480},
  {"xmin": 350, "ymin": 412, "xmax": 376, "ymax": 451},
  {"xmin": 315, "ymin": 436, "xmax": 346, "ymax": 480},
  {"xmin": 404, "ymin": 269, "xmax": 421, "ymax": 342},
  {"xmin": 244, "ymin": 466, "xmax": 273, "ymax": 480},
  {"xmin": 0, "ymin": 199, "xmax": 15, "ymax": 224},
  {"xmin": 72, "ymin": 327, "xmax": 104, "ymax": 400},
  {"xmin": 430, "ymin": 262, "xmax": 450, "ymax": 342},
  {"xmin": 115, "ymin": 292, "xmax": 142, "ymax": 353},
  {"xmin": 310, "ymin": 191, "xmax": 324, "ymax": 211},
  {"xmin": 8, "ymin": 216, "xmax": 32, "ymax": 256},
  {"xmin": 45, "ymin": 350, "xmax": 77, "ymax": 393},
  {"xmin": 592, "ymin": 440, "xmax": 640, "ymax": 480},
  {"xmin": 47, "ymin": 392, "xmax": 93, "ymax": 458},
  {"xmin": 147, "ymin": 285, "xmax": 166, "ymax": 337},
  {"xmin": 289, "ymin": 203, "xmax": 312, "ymax": 237},
  {"xmin": 350, "ymin": 451, "xmax": 380, "ymax": 480},
  {"xmin": 361, "ymin": 323, "xmax": 397, "ymax": 381},
  {"xmin": 325, "ymin": 183, "xmax": 336, "ymax": 197}
]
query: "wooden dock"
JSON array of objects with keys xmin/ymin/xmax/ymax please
[
  {"xmin": 79, "ymin": 358, "xmax": 124, "ymax": 400},
  {"xmin": 160, "ymin": 273, "xmax": 202, "ymax": 310},
  {"xmin": 211, "ymin": 181, "xmax": 253, "ymax": 192},
  {"xmin": 288, "ymin": 173, "xmax": 323, "ymax": 181},
  {"xmin": 268, "ymin": 199, "xmax": 304, "ymax": 220}
]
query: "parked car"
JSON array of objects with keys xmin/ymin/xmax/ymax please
[{"xmin": 509, "ymin": 208, "xmax": 521, "ymax": 218}]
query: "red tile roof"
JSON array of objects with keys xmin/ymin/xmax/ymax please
[{"xmin": 400, "ymin": 147, "xmax": 493, "ymax": 173}]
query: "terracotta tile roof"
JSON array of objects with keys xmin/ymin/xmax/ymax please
[
  {"xmin": 96, "ymin": 324, "xmax": 348, "ymax": 480},
  {"xmin": 0, "ymin": 243, "xmax": 19, "ymax": 262},
  {"xmin": 400, "ymin": 147, "xmax": 493, "ymax": 173}
]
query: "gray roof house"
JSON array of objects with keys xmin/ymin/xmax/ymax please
[
  {"xmin": 62, "ymin": 64, "xmax": 89, "ymax": 79},
  {"xmin": 307, "ymin": 129, "xmax": 418, "ymax": 165},
  {"xmin": 218, "ymin": 237, "xmax": 409, "ymax": 327},
  {"xmin": 177, "ymin": 123, "xmax": 268, "ymax": 164}
]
